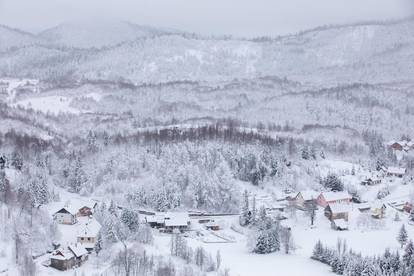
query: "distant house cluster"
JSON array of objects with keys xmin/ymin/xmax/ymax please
[
  {"xmin": 0, "ymin": 78, "xmax": 39, "ymax": 95},
  {"xmin": 53, "ymin": 201, "xmax": 97, "ymax": 225},
  {"xmin": 360, "ymin": 166, "xmax": 407, "ymax": 187},
  {"xmin": 387, "ymin": 140, "xmax": 414, "ymax": 152},
  {"xmin": 49, "ymin": 200, "xmax": 101, "ymax": 271},
  {"xmin": 291, "ymin": 191, "xmax": 353, "ymax": 231}
]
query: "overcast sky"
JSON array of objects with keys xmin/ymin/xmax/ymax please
[{"xmin": 0, "ymin": 0, "xmax": 413, "ymax": 37}]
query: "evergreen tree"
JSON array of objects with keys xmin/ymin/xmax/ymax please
[
  {"xmin": 403, "ymin": 240, "xmax": 414, "ymax": 267},
  {"xmin": 323, "ymin": 173, "xmax": 344, "ymax": 192},
  {"xmin": 251, "ymin": 195, "xmax": 257, "ymax": 225},
  {"xmin": 28, "ymin": 174, "xmax": 49, "ymax": 206},
  {"xmin": 108, "ymin": 200, "xmax": 117, "ymax": 215},
  {"xmin": 240, "ymin": 190, "xmax": 251, "ymax": 226},
  {"xmin": 251, "ymin": 209, "xmax": 280, "ymax": 254},
  {"xmin": 0, "ymin": 170, "xmax": 10, "ymax": 203},
  {"xmin": 301, "ymin": 147, "xmax": 310, "ymax": 160},
  {"xmin": 253, "ymin": 229, "xmax": 270, "ymax": 254},
  {"xmin": 69, "ymin": 154, "xmax": 87, "ymax": 193},
  {"xmin": 10, "ymin": 151, "xmax": 23, "ymax": 170},
  {"xmin": 120, "ymin": 208, "xmax": 140, "ymax": 232},
  {"xmin": 312, "ymin": 240, "xmax": 324, "ymax": 260},
  {"xmin": 94, "ymin": 232, "xmax": 103, "ymax": 256},
  {"xmin": 398, "ymin": 224, "xmax": 408, "ymax": 248},
  {"xmin": 394, "ymin": 212, "xmax": 401, "ymax": 221}
]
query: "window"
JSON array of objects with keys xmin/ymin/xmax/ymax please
[
  {"xmin": 87, "ymin": 238, "xmax": 91, "ymax": 241},
  {"xmin": 81, "ymin": 237, "xmax": 84, "ymax": 241}
]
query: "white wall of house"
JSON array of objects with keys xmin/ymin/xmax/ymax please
[{"xmin": 55, "ymin": 212, "xmax": 76, "ymax": 224}]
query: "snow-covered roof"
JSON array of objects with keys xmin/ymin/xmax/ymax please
[
  {"xmin": 70, "ymin": 198, "xmax": 97, "ymax": 210},
  {"xmin": 68, "ymin": 243, "xmax": 88, "ymax": 258},
  {"xmin": 146, "ymin": 213, "xmax": 166, "ymax": 224},
  {"xmin": 371, "ymin": 201, "xmax": 386, "ymax": 210},
  {"xmin": 77, "ymin": 218, "xmax": 101, "ymax": 237},
  {"xmin": 332, "ymin": 219, "xmax": 348, "ymax": 229},
  {"xmin": 50, "ymin": 249, "xmax": 75, "ymax": 261},
  {"xmin": 297, "ymin": 190, "xmax": 318, "ymax": 201},
  {"xmin": 54, "ymin": 206, "xmax": 78, "ymax": 216},
  {"xmin": 327, "ymin": 203, "xmax": 351, "ymax": 214},
  {"xmin": 387, "ymin": 167, "xmax": 406, "ymax": 175},
  {"xmin": 387, "ymin": 140, "xmax": 414, "ymax": 150},
  {"xmin": 357, "ymin": 203, "xmax": 371, "ymax": 210},
  {"xmin": 164, "ymin": 212, "xmax": 190, "ymax": 227},
  {"xmin": 320, "ymin": 191, "xmax": 352, "ymax": 202},
  {"xmin": 386, "ymin": 140, "xmax": 397, "ymax": 146},
  {"xmin": 53, "ymin": 198, "xmax": 97, "ymax": 216}
]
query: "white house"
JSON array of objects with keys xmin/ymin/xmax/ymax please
[
  {"xmin": 386, "ymin": 167, "xmax": 406, "ymax": 178},
  {"xmin": 53, "ymin": 206, "xmax": 78, "ymax": 225},
  {"xmin": 77, "ymin": 218, "xmax": 101, "ymax": 250}
]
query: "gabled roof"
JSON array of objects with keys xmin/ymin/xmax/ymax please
[
  {"xmin": 68, "ymin": 243, "xmax": 88, "ymax": 258},
  {"xmin": 371, "ymin": 201, "xmax": 387, "ymax": 209},
  {"xmin": 332, "ymin": 218, "xmax": 348, "ymax": 229},
  {"xmin": 52, "ymin": 199, "xmax": 98, "ymax": 216},
  {"xmin": 54, "ymin": 206, "xmax": 78, "ymax": 216},
  {"xmin": 50, "ymin": 249, "xmax": 75, "ymax": 261},
  {"xmin": 387, "ymin": 167, "xmax": 406, "ymax": 175},
  {"xmin": 320, "ymin": 191, "xmax": 352, "ymax": 202},
  {"xmin": 297, "ymin": 190, "xmax": 318, "ymax": 201},
  {"xmin": 77, "ymin": 218, "xmax": 101, "ymax": 237}
]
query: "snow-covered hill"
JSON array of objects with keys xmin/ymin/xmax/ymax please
[
  {"xmin": 38, "ymin": 20, "xmax": 179, "ymax": 49},
  {"xmin": 1, "ymin": 18, "xmax": 414, "ymax": 85},
  {"xmin": 0, "ymin": 25, "xmax": 39, "ymax": 52}
]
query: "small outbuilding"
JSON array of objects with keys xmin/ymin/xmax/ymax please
[
  {"xmin": 371, "ymin": 202, "xmax": 387, "ymax": 219},
  {"xmin": 50, "ymin": 243, "xmax": 88, "ymax": 271},
  {"xmin": 331, "ymin": 219, "xmax": 349, "ymax": 231},
  {"xmin": 205, "ymin": 221, "xmax": 220, "ymax": 231}
]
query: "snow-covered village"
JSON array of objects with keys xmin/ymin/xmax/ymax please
[{"xmin": 1, "ymin": 1, "xmax": 414, "ymax": 276}]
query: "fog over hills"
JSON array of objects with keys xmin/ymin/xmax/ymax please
[{"xmin": 0, "ymin": 18, "xmax": 414, "ymax": 86}]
